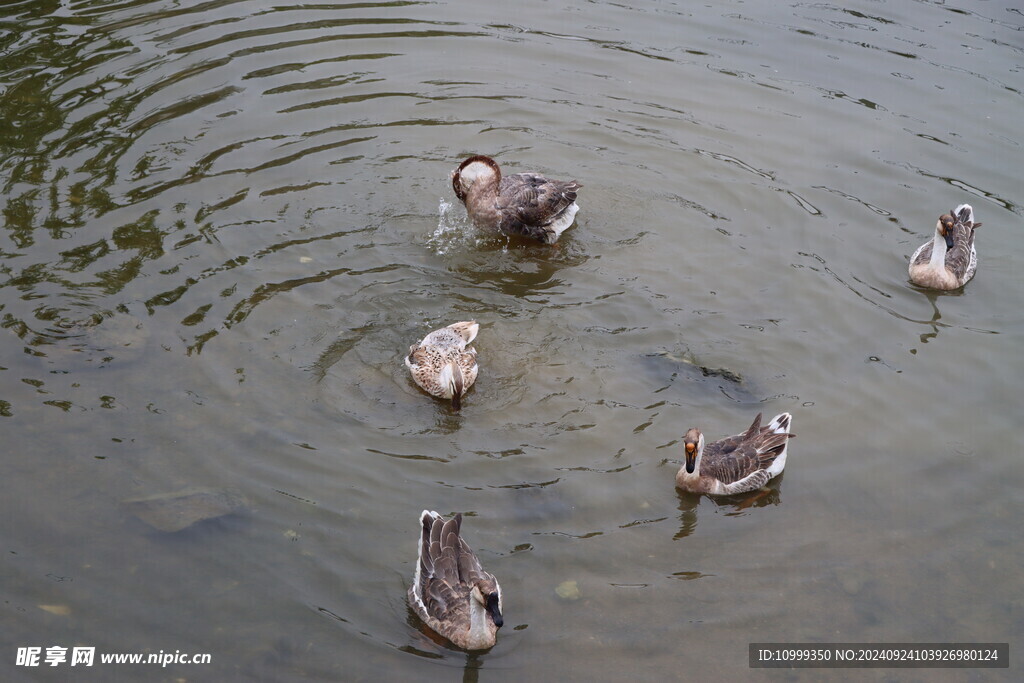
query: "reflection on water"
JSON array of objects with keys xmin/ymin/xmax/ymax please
[
  {"xmin": 674, "ymin": 482, "xmax": 784, "ymax": 540},
  {"xmin": 2, "ymin": 0, "xmax": 1022, "ymax": 678},
  {"xmin": 914, "ymin": 296, "xmax": 945, "ymax": 346}
]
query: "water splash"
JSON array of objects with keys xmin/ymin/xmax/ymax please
[{"xmin": 428, "ymin": 197, "xmax": 476, "ymax": 255}]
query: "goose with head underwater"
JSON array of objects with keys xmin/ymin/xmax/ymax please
[
  {"xmin": 675, "ymin": 412, "xmax": 795, "ymax": 495},
  {"xmin": 405, "ymin": 321, "xmax": 479, "ymax": 411},
  {"xmin": 451, "ymin": 155, "xmax": 582, "ymax": 244},
  {"xmin": 408, "ymin": 510, "xmax": 504, "ymax": 651}
]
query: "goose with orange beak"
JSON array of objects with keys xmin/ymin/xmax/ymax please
[{"xmin": 676, "ymin": 412, "xmax": 795, "ymax": 495}]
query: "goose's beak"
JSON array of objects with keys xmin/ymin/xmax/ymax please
[
  {"xmin": 684, "ymin": 442, "xmax": 697, "ymax": 474},
  {"xmin": 486, "ymin": 593, "xmax": 503, "ymax": 628}
]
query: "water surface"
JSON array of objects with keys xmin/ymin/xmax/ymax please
[{"xmin": 1, "ymin": 0, "xmax": 1021, "ymax": 680}]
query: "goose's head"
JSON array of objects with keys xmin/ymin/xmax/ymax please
[
  {"xmin": 936, "ymin": 213, "xmax": 956, "ymax": 250},
  {"xmin": 452, "ymin": 155, "xmax": 501, "ymax": 202},
  {"xmin": 471, "ymin": 579, "xmax": 503, "ymax": 628},
  {"xmin": 683, "ymin": 428, "xmax": 704, "ymax": 474}
]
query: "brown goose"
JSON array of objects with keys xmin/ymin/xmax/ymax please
[
  {"xmin": 675, "ymin": 412, "xmax": 795, "ymax": 495},
  {"xmin": 408, "ymin": 510, "xmax": 504, "ymax": 650},
  {"xmin": 405, "ymin": 321, "xmax": 478, "ymax": 410},
  {"xmin": 909, "ymin": 204, "xmax": 981, "ymax": 290},
  {"xmin": 451, "ymin": 155, "xmax": 581, "ymax": 243}
]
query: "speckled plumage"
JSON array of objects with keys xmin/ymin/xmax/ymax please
[
  {"xmin": 451, "ymin": 155, "xmax": 581, "ymax": 244},
  {"xmin": 405, "ymin": 321, "xmax": 479, "ymax": 410},
  {"xmin": 675, "ymin": 413, "xmax": 795, "ymax": 495},
  {"xmin": 408, "ymin": 510, "xmax": 504, "ymax": 651},
  {"xmin": 909, "ymin": 204, "xmax": 981, "ymax": 290}
]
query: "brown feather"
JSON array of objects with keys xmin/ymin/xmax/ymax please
[
  {"xmin": 910, "ymin": 206, "xmax": 980, "ymax": 289},
  {"xmin": 676, "ymin": 413, "xmax": 794, "ymax": 494},
  {"xmin": 495, "ymin": 173, "xmax": 581, "ymax": 239},
  {"xmin": 409, "ymin": 511, "xmax": 503, "ymax": 650},
  {"xmin": 452, "ymin": 155, "xmax": 581, "ymax": 243},
  {"xmin": 943, "ymin": 218, "xmax": 977, "ymax": 281}
]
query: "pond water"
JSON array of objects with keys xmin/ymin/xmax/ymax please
[{"xmin": 1, "ymin": 0, "xmax": 1021, "ymax": 680}]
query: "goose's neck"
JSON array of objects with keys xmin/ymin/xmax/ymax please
[
  {"xmin": 467, "ymin": 597, "xmax": 492, "ymax": 646},
  {"xmin": 930, "ymin": 229, "xmax": 947, "ymax": 269},
  {"xmin": 467, "ymin": 176, "xmax": 499, "ymax": 201}
]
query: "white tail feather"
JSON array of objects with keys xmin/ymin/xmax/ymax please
[
  {"xmin": 546, "ymin": 202, "xmax": 579, "ymax": 241},
  {"xmin": 460, "ymin": 321, "xmax": 479, "ymax": 344},
  {"xmin": 765, "ymin": 412, "xmax": 793, "ymax": 477},
  {"xmin": 953, "ymin": 203, "xmax": 973, "ymax": 223},
  {"xmin": 767, "ymin": 412, "xmax": 792, "ymax": 434}
]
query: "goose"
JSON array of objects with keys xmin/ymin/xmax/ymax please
[
  {"xmin": 675, "ymin": 412, "xmax": 795, "ymax": 495},
  {"xmin": 451, "ymin": 155, "xmax": 581, "ymax": 243},
  {"xmin": 405, "ymin": 321, "xmax": 478, "ymax": 410},
  {"xmin": 408, "ymin": 510, "xmax": 504, "ymax": 650},
  {"xmin": 909, "ymin": 204, "xmax": 981, "ymax": 290}
]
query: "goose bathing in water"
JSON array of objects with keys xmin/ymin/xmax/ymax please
[
  {"xmin": 451, "ymin": 155, "xmax": 582, "ymax": 244},
  {"xmin": 675, "ymin": 412, "xmax": 795, "ymax": 496},
  {"xmin": 408, "ymin": 510, "xmax": 504, "ymax": 650},
  {"xmin": 909, "ymin": 204, "xmax": 981, "ymax": 290}
]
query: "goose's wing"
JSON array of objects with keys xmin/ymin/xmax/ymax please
[
  {"xmin": 454, "ymin": 525, "xmax": 501, "ymax": 619},
  {"xmin": 497, "ymin": 173, "xmax": 580, "ymax": 231},
  {"xmin": 414, "ymin": 513, "xmax": 469, "ymax": 622},
  {"xmin": 455, "ymin": 533, "xmax": 491, "ymax": 586},
  {"xmin": 702, "ymin": 431, "xmax": 787, "ymax": 486},
  {"xmin": 458, "ymin": 350, "xmax": 478, "ymax": 385},
  {"xmin": 713, "ymin": 413, "xmax": 763, "ymax": 456},
  {"xmin": 424, "ymin": 512, "xmax": 494, "ymax": 596},
  {"xmin": 911, "ymin": 238, "xmax": 933, "ymax": 266},
  {"xmin": 945, "ymin": 218, "xmax": 978, "ymax": 280}
]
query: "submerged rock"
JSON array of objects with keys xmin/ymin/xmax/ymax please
[
  {"xmin": 658, "ymin": 348, "xmax": 743, "ymax": 384},
  {"xmin": 641, "ymin": 347, "xmax": 763, "ymax": 404},
  {"xmin": 38, "ymin": 604, "xmax": 72, "ymax": 616},
  {"xmin": 555, "ymin": 580, "xmax": 581, "ymax": 601},
  {"xmin": 123, "ymin": 487, "xmax": 245, "ymax": 532}
]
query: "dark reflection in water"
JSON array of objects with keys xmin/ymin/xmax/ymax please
[
  {"xmin": 673, "ymin": 480, "xmax": 783, "ymax": 540},
  {"xmin": 401, "ymin": 604, "xmax": 452, "ymax": 656},
  {"xmin": 400, "ymin": 604, "xmax": 501, "ymax": 683},
  {"xmin": 435, "ymin": 233, "xmax": 590, "ymax": 299},
  {"xmin": 461, "ymin": 651, "xmax": 487, "ymax": 683},
  {"xmin": 906, "ymin": 290, "xmax": 999, "ymax": 349},
  {"xmin": 914, "ymin": 296, "xmax": 944, "ymax": 346}
]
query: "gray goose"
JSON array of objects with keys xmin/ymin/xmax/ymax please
[
  {"xmin": 408, "ymin": 511, "xmax": 503, "ymax": 650},
  {"xmin": 675, "ymin": 412, "xmax": 795, "ymax": 495},
  {"xmin": 909, "ymin": 204, "xmax": 981, "ymax": 290}
]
